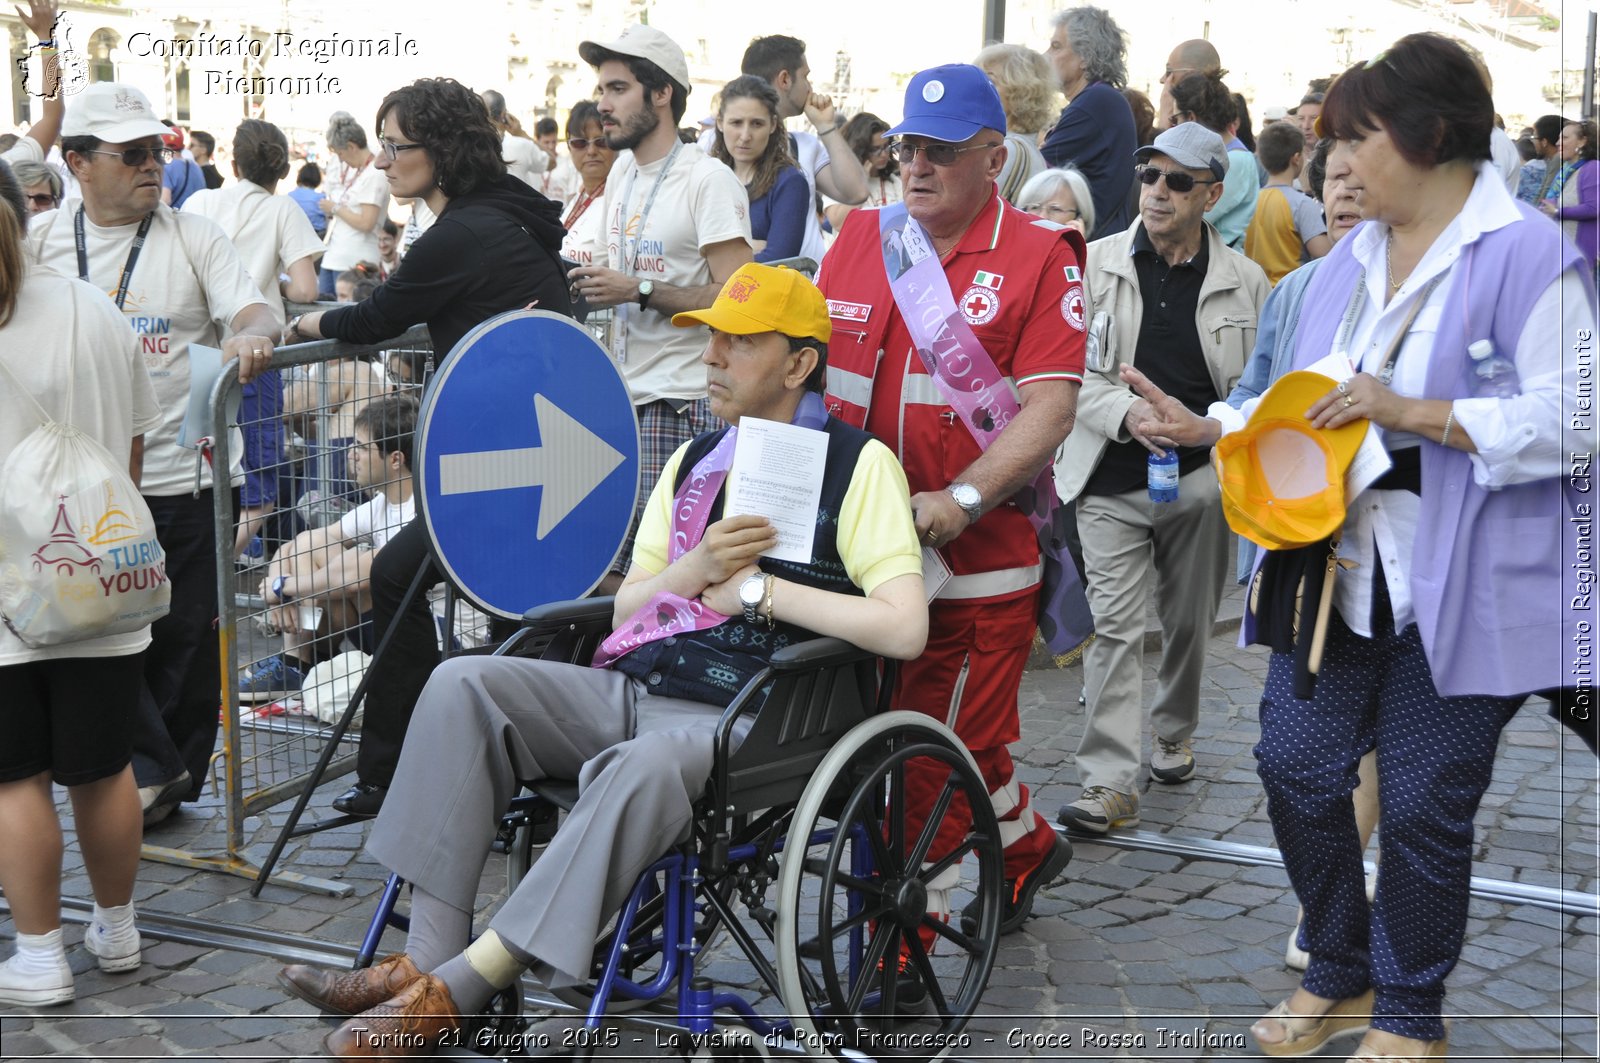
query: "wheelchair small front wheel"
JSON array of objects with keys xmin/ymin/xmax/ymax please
[{"xmin": 775, "ymin": 712, "xmax": 1003, "ymax": 1062}]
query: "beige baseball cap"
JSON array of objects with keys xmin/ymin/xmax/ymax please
[
  {"xmin": 579, "ymin": 24, "xmax": 691, "ymax": 94},
  {"xmin": 62, "ymin": 82, "xmax": 169, "ymax": 143}
]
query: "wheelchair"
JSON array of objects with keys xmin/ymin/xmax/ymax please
[{"xmin": 355, "ymin": 597, "xmax": 1010, "ymax": 1061}]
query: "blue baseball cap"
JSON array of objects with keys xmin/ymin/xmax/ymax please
[{"xmin": 885, "ymin": 64, "xmax": 1007, "ymax": 143}]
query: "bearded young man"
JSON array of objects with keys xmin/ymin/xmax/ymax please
[{"xmin": 567, "ymin": 24, "xmax": 755, "ymax": 593}]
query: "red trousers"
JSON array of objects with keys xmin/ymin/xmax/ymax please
[{"xmin": 893, "ymin": 593, "xmax": 1054, "ymax": 881}]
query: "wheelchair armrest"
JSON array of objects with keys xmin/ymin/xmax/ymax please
[
  {"xmin": 766, "ymin": 636, "xmax": 876, "ymax": 672},
  {"xmin": 520, "ymin": 597, "xmax": 616, "ymax": 634}
]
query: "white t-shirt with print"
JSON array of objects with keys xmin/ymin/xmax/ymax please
[
  {"xmin": 27, "ymin": 205, "xmax": 267, "ymax": 496},
  {"xmin": 0, "ymin": 264, "xmax": 165, "ymax": 665},
  {"xmin": 574, "ymin": 146, "xmax": 750, "ymax": 404},
  {"xmin": 183, "ymin": 180, "xmax": 325, "ymax": 327},
  {"xmin": 559, "ymin": 190, "xmax": 607, "ymax": 268},
  {"xmin": 338, "ymin": 490, "xmax": 414, "ymax": 553},
  {"xmin": 322, "ymin": 162, "xmax": 389, "ymax": 272}
]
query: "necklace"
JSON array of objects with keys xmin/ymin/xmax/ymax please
[
  {"xmin": 1385, "ymin": 231, "xmax": 1409, "ymax": 290},
  {"xmin": 562, "ymin": 180, "xmax": 605, "ymax": 230}
]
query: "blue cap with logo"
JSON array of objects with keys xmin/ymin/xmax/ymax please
[{"xmin": 884, "ymin": 64, "xmax": 1007, "ymax": 143}]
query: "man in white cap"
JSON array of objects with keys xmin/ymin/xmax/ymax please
[
  {"xmin": 567, "ymin": 24, "xmax": 754, "ymax": 593},
  {"xmin": 1056, "ymin": 122, "xmax": 1268, "ymax": 832},
  {"xmin": 25, "ymin": 81, "xmax": 280, "ymax": 825}
]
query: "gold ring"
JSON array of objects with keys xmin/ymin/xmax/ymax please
[
  {"xmin": 1343, "ymin": 394, "xmax": 1355, "ymax": 408},
  {"xmin": 925, "ymin": 529, "xmax": 937, "ymax": 544}
]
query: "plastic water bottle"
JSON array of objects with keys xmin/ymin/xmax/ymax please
[
  {"xmin": 1148, "ymin": 448, "xmax": 1179, "ymax": 503},
  {"xmin": 1468, "ymin": 339, "xmax": 1520, "ymax": 399}
]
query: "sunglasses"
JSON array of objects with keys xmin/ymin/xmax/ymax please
[
  {"xmin": 378, "ymin": 138, "xmax": 426, "ymax": 162},
  {"xmin": 888, "ymin": 138, "xmax": 1002, "ymax": 167},
  {"xmin": 567, "ymin": 137, "xmax": 608, "ymax": 151},
  {"xmin": 26, "ymin": 193, "xmax": 58, "ymax": 208},
  {"xmin": 1136, "ymin": 165, "xmax": 1218, "ymax": 193},
  {"xmin": 90, "ymin": 146, "xmax": 174, "ymax": 167}
]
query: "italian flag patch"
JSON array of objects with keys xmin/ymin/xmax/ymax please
[
  {"xmin": 1063, "ymin": 266, "xmax": 1082, "ymax": 282},
  {"xmin": 972, "ymin": 270, "xmax": 1003, "ymax": 290}
]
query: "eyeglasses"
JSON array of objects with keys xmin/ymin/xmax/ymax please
[
  {"xmin": 888, "ymin": 139, "xmax": 1002, "ymax": 167},
  {"xmin": 90, "ymin": 146, "xmax": 174, "ymax": 167},
  {"xmin": 567, "ymin": 137, "xmax": 608, "ymax": 151},
  {"xmin": 26, "ymin": 193, "xmax": 58, "ymax": 208},
  {"xmin": 1027, "ymin": 203, "xmax": 1080, "ymax": 221},
  {"xmin": 378, "ymin": 138, "xmax": 426, "ymax": 162},
  {"xmin": 868, "ymin": 143, "xmax": 892, "ymax": 157},
  {"xmin": 1136, "ymin": 165, "xmax": 1218, "ymax": 193}
]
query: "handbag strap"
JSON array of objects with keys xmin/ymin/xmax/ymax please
[{"xmin": 1372, "ymin": 273, "xmax": 1444, "ymax": 383}]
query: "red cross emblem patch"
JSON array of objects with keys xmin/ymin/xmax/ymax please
[
  {"xmin": 960, "ymin": 284, "xmax": 1001, "ymax": 326},
  {"xmin": 1060, "ymin": 284, "xmax": 1086, "ymax": 331}
]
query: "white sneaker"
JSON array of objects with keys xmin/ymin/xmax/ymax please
[
  {"xmin": 84, "ymin": 921, "xmax": 142, "ymax": 973},
  {"xmin": 0, "ymin": 951, "xmax": 74, "ymax": 1006}
]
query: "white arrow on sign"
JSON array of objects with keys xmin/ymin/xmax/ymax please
[{"xmin": 438, "ymin": 393, "xmax": 626, "ymax": 540}]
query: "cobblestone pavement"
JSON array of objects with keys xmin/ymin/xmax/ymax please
[{"xmin": 3, "ymin": 605, "xmax": 1597, "ymax": 1061}]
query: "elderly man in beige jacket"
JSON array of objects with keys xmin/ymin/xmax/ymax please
[{"xmin": 1055, "ymin": 123, "xmax": 1269, "ymax": 833}]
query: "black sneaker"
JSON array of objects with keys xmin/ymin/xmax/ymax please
[
  {"xmin": 960, "ymin": 832, "xmax": 1072, "ymax": 936},
  {"xmin": 332, "ymin": 783, "xmax": 387, "ymax": 817}
]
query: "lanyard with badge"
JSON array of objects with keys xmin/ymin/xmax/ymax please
[
  {"xmin": 607, "ymin": 139, "xmax": 682, "ymax": 363},
  {"xmin": 76, "ymin": 207, "xmax": 154, "ymax": 311}
]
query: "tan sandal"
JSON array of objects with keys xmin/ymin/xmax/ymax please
[
  {"xmin": 1347, "ymin": 1032, "xmax": 1448, "ymax": 1061},
  {"xmin": 1252, "ymin": 988, "xmax": 1376, "ymax": 1057}
]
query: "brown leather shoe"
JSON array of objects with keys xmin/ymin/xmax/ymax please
[
  {"xmin": 324, "ymin": 974, "xmax": 460, "ymax": 1060},
  {"xmin": 278, "ymin": 953, "xmax": 424, "ymax": 1016}
]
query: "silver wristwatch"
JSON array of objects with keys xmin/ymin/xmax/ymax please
[
  {"xmin": 739, "ymin": 572, "xmax": 766, "ymax": 625},
  {"xmin": 946, "ymin": 482, "xmax": 983, "ymax": 524},
  {"xmin": 637, "ymin": 279, "xmax": 655, "ymax": 310}
]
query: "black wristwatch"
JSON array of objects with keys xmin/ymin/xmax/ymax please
[{"xmin": 637, "ymin": 279, "xmax": 655, "ymax": 310}]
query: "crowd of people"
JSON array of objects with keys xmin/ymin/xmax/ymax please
[{"xmin": 0, "ymin": 3, "xmax": 1592, "ymax": 1061}]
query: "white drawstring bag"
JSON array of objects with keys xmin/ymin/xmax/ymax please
[
  {"xmin": 300, "ymin": 650, "xmax": 370, "ymax": 727},
  {"xmin": 0, "ymin": 290, "xmax": 171, "ymax": 646}
]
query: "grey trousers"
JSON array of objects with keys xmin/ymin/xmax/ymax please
[
  {"xmin": 367, "ymin": 655, "xmax": 734, "ymax": 982},
  {"xmin": 1073, "ymin": 464, "xmax": 1230, "ymax": 794}
]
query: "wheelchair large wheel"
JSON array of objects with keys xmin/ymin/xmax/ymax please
[{"xmin": 775, "ymin": 712, "xmax": 1003, "ymax": 1062}]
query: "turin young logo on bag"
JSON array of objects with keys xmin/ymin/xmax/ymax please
[{"xmin": 25, "ymin": 492, "xmax": 167, "ymax": 599}]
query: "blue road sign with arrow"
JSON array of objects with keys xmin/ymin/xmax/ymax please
[{"xmin": 415, "ymin": 310, "xmax": 639, "ymax": 619}]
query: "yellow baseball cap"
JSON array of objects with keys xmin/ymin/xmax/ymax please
[
  {"xmin": 1215, "ymin": 371, "xmax": 1370, "ymax": 550},
  {"xmin": 671, "ymin": 264, "xmax": 832, "ymax": 343}
]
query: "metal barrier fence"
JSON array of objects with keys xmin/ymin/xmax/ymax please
[{"xmin": 140, "ymin": 325, "xmax": 440, "ymax": 894}]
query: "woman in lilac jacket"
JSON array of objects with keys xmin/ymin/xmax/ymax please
[
  {"xmin": 1541, "ymin": 119, "xmax": 1598, "ymax": 275},
  {"xmin": 1115, "ymin": 34, "xmax": 1594, "ymax": 1062}
]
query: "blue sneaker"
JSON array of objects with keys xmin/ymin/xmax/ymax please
[{"xmin": 239, "ymin": 654, "xmax": 305, "ymax": 703}]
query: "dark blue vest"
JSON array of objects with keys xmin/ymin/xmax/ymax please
[{"xmin": 611, "ymin": 416, "xmax": 872, "ymax": 706}]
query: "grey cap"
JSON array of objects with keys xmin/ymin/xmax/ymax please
[{"xmin": 1134, "ymin": 121, "xmax": 1229, "ymax": 181}]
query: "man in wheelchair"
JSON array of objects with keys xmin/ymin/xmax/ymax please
[{"xmin": 280, "ymin": 263, "xmax": 930, "ymax": 1058}]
